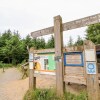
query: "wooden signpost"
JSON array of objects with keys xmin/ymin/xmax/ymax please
[
  {"xmin": 54, "ymin": 15, "xmax": 64, "ymax": 95},
  {"xmin": 31, "ymin": 13, "xmax": 100, "ymax": 38},
  {"xmin": 29, "ymin": 48, "xmax": 35, "ymax": 90},
  {"xmin": 84, "ymin": 40, "xmax": 99, "ymax": 100},
  {"xmin": 30, "ymin": 13, "xmax": 100, "ymax": 99}
]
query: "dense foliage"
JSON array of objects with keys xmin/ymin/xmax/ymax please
[
  {"xmin": 0, "ymin": 24, "xmax": 99, "ymax": 65},
  {"xmin": 86, "ymin": 23, "xmax": 100, "ymax": 44},
  {"xmin": 0, "ymin": 30, "xmax": 55, "ymax": 65},
  {"xmin": 68, "ymin": 23, "xmax": 100, "ymax": 46},
  {"xmin": 0, "ymin": 61, "xmax": 12, "ymax": 68}
]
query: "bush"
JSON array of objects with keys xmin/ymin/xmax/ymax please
[
  {"xmin": 24, "ymin": 89, "xmax": 87, "ymax": 100},
  {"xmin": 76, "ymin": 92, "xmax": 88, "ymax": 100},
  {"xmin": 24, "ymin": 89, "xmax": 60, "ymax": 100},
  {"xmin": 0, "ymin": 61, "xmax": 12, "ymax": 68},
  {"xmin": 64, "ymin": 91, "xmax": 87, "ymax": 100}
]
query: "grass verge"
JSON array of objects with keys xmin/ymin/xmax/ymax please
[
  {"xmin": 24, "ymin": 88, "xmax": 87, "ymax": 100},
  {"xmin": 0, "ymin": 61, "xmax": 12, "ymax": 68}
]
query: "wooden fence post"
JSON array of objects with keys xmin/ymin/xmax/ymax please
[
  {"xmin": 84, "ymin": 40, "xmax": 99, "ymax": 100},
  {"xmin": 29, "ymin": 48, "xmax": 35, "ymax": 90},
  {"xmin": 54, "ymin": 15, "xmax": 64, "ymax": 96}
]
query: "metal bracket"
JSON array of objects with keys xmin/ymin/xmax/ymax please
[
  {"xmin": 29, "ymin": 56, "xmax": 40, "ymax": 62},
  {"xmin": 54, "ymin": 56, "xmax": 62, "ymax": 62},
  {"xmin": 34, "ymin": 56, "xmax": 40, "ymax": 60}
]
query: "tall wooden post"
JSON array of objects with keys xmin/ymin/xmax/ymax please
[
  {"xmin": 54, "ymin": 15, "xmax": 64, "ymax": 96},
  {"xmin": 29, "ymin": 48, "xmax": 34, "ymax": 90},
  {"xmin": 84, "ymin": 40, "xmax": 99, "ymax": 100}
]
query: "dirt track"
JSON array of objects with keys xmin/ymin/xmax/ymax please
[
  {"xmin": 0, "ymin": 68, "xmax": 86, "ymax": 100},
  {"xmin": 0, "ymin": 68, "xmax": 56, "ymax": 100},
  {"xmin": 0, "ymin": 68, "xmax": 28, "ymax": 100}
]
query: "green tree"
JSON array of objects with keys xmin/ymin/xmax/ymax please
[
  {"xmin": 34, "ymin": 38, "xmax": 45, "ymax": 49},
  {"xmin": 40, "ymin": 38, "xmax": 46, "ymax": 49},
  {"xmin": 0, "ymin": 30, "xmax": 12, "ymax": 63},
  {"xmin": 0, "ymin": 30, "xmax": 47, "ymax": 64},
  {"xmin": 21, "ymin": 35, "xmax": 33, "ymax": 61},
  {"xmin": 0, "ymin": 30, "xmax": 25, "ymax": 64},
  {"xmin": 0, "ymin": 29, "xmax": 12, "ymax": 47},
  {"xmin": 3, "ymin": 32, "xmax": 21, "ymax": 64},
  {"xmin": 23, "ymin": 35, "xmax": 33, "ymax": 48},
  {"xmin": 67, "ymin": 36, "xmax": 73, "ymax": 46},
  {"xmin": 46, "ymin": 35, "xmax": 55, "ymax": 48},
  {"xmin": 74, "ymin": 35, "xmax": 83, "ymax": 46},
  {"xmin": 86, "ymin": 23, "xmax": 100, "ymax": 44}
]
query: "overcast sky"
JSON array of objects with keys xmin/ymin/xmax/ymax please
[{"xmin": 0, "ymin": 0, "xmax": 100, "ymax": 45}]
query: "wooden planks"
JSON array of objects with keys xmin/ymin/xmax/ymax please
[
  {"xmin": 31, "ymin": 26, "xmax": 54, "ymax": 38},
  {"xmin": 25, "ymin": 45, "xmax": 100, "ymax": 54},
  {"xmin": 64, "ymin": 67, "xmax": 84, "ymax": 77},
  {"xmin": 30, "ymin": 46, "xmax": 84, "ymax": 54},
  {"xmin": 31, "ymin": 13, "xmax": 100, "ymax": 38},
  {"xmin": 33, "ymin": 48, "xmax": 55, "ymax": 54},
  {"xmin": 63, "ymin": 13, "xmax": 100, "ymax": 31},
  {"xmin": 64, "ymin": 76, "xmax": 86, "ymax": 85},
  {"xmin": 64, "ymin": 46, "xmax": 84, "ymax": 52},
  {"xmin": 29, "ymin": 69, "xmax": 34, "ymax": 89},
  {"xmin": 64, "ymin": 67, "xmax": 86, "ymax": 84}
]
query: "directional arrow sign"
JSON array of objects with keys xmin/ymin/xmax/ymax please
[{"xmin": 31, "ymin": 13, "xmax": 100, "ymax": 38}]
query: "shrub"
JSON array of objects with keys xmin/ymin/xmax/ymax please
[
  {"xmin": 0, "ymin": 61, "xmax": 12, "ymax": 68},
  {"xmin": 24, "ymin": 88, "xmax": 87, "ymax": 100}
]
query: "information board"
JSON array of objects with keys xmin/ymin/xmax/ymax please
[
  {"xmin": 66, "ymin": 54, "xmax": 81, "ymax": 64},
  {"xmin": 85, "ymin": 49, "xmax": 96, "ymax": 61},
  {"xmin": 29, "ymin": 53, "xmax": 33, "ymax": 61},
  {"xmin": 29, "ymin": 62, "xmax": 34, "ymax": 69}
]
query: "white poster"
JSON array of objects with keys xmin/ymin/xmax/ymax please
[
  {"xmin": 29, "ymin": 53, "xmax": 33, "ymax": 61},
  {"xmin": 29, "ymin": 62, "xmax": 33, "ymax": 69},
  {"xmin": 85, "ymin": 49, "xmax": 96, "ymax": 61}
]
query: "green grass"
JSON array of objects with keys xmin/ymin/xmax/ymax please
[
  {"xmin": 23, "ymin": 88, "xmax": 87, "ymax": 100},
  {"xmin": 0, "ymin": 61, "xmax": 12, "ymax": 68}
]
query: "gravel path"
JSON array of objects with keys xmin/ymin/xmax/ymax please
[
  {"xmin": 0, "ymin": 68, "xmax": 28, "ymax": 100},
  {"xmin": 0, "ymin": 68, "xmax": 22, "ymax": 85},
  {"xmin": 0, "ymin": 68, "xmax": 86, "ymax": 100},
  {"xmin": 0, "ymin": 68, "xmax": 56, "ymax": 100}
]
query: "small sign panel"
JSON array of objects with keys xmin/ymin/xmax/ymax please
[
  {"xmin": 85, "ymin": 49, "xmax": 96, "ymax": 61},
  {"xmin": 54, "ymin": 56, "xmax": 62, "ymax": 62},
  {"xmin": 86, "ymin": 62, "xmax": 96, "ymax": 74},
  {"xmin": 29, "ymin": 62, "xmax": 33, "ymax": 69},
  {"xmin": 29, "ymin": 53, "xmax": 33, "ymax": 61}
]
